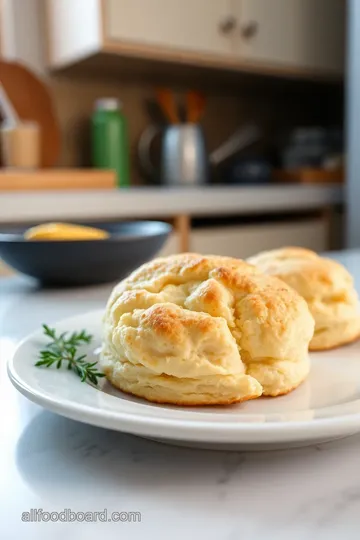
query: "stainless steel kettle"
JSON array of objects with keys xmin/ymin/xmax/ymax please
[
  {"xmin": 138, "ymin": 123, "xmax": 207, "ymax": 185},
  {"xmin": 138, "ymin": 123, "xmax": 261, "ymax": 185}
]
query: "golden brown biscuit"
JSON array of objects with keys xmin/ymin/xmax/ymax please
[
  {"xmin": 248, "ymin": 247, "xmax": 360, "ymax": 351},
  {"xmin": 102, "ymin": 253, "xmax": 314, "ymax": 404}
]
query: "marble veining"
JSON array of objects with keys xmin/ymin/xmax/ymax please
[
  {"xmin": 294, "ymin": 484, "xmax": 360, "ymax": 528},
  {"xmin": 216, "ymin": 453, "xmax": 245, "ymax": 485}
]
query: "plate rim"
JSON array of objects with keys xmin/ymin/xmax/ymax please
[{"xmin": 7, "ymin": 309, "xmax": 360, "ymax": 444}]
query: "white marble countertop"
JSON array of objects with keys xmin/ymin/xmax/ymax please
[{"xmin": 1, "ymin": 249, "xmax": 360, "ymax": 540}]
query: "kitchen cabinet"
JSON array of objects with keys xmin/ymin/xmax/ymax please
[
  {"xmin": 159, "ymin": 217, "xmax": 328, "ymax": 257},
  {"xmin": 45, "ymin": 0, "xmax": 346, "ymax": 79},
  {"xmin": 192, "ymin": 218, "xmax": 328, "ymax": 258},
  {"xmin": 236, "ymin": 0, "xmax": 345, "ymax": 75},
  {"xmin": 105, "ymin": 0, "xmax": 234, "ymax": 57},
  {"xmin": 0, "ymin": 0, "xmax": 44, "ymax": 74}
]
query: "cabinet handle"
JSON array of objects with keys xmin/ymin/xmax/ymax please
[
  {"xmin": 240, "ymin": 21, "xmax": 258, "ymax": 39},
  {"xmin": 219, "ymin": 15, "xmax": 237, "ymax": 35}
]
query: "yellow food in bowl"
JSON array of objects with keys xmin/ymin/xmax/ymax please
[{"xmin": 24, "ymin": 223, "xmax": 110, "ymax": 241}]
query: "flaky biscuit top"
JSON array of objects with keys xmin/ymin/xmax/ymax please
[
  {"xmin": 104, "ymin": 254, "xmax": 314, "ymax": 385},
  {"xmin": 248, "ymin": 247, "xmax": 359, "ymax": 329}
]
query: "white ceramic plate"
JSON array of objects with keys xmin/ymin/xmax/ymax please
[{"xmin": 8, "ymin": 309, "xmax": 360, "ymax": 450}]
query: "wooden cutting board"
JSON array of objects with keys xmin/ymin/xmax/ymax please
[
  {"xmin": 0, "ymin": 61, "xmax": 61, "ymax": 168},
  {"xmin": 273, "ymin": 168, "xmax": 343, "ymax": 184},
  {"xmin": 0, "ymin": 170, "xmax": 116, "ymax": 190}
]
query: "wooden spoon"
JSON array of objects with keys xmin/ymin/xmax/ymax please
[
  {"xmin": 155, "ymin": 88, "xmax": 179, "ymax": 124},
  {"xmin": 186, "ymin": 91, "xmax": 206, "ymax": 124}
]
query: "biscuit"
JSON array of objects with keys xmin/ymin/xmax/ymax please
[
  {"xmin": 248, "ymin": 247, "xmax": 360, "ymax": 351},
  {"xmin": 102, "ymin": 253, "xmax": 314, "ymax": 404}
]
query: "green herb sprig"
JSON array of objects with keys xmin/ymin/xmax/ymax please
[{"xmin": 35, "ymin": 324, "xmax": 105, "ymax": 385}]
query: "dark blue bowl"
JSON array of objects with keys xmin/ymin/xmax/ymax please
[{"xmin": 0, "ymin": 221, "xmax": 172, "ymax": 286}]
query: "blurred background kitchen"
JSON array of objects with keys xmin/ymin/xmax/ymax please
[{"xmin": 1, "ymin": 0, "xmax": 359, "ymax": 277}]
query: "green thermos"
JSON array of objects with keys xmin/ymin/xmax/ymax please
[{"xmin": 91, "ymin": 98, "xmax": 130, "ymax": 187}]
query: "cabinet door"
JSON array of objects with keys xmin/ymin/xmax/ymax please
[
  {"xmin": 237, "ymin": 0, "xmax": 345, "ymax": 74},
  {"xmin": 191, "ymin": 219, "xmax": 327, "ymax": 258},
  {"xmin": 104, "ymin": 0, "xmax": 234, "ymax": 57}
]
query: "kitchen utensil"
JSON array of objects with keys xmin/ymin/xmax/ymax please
[
  {"xmin": 209, "ymin": 124, "xmax": 261, "ymax": 167},
  {"xmin": 139, "ymin": 123, "xmax": 207, "ymax": 185},
  {"xmin": 226, "ymin": 158, "xmax": 272, "ymax": 184},
  {"xmin": 92, "ymin": 98, "xmax": 130, "ymax": 187},
  {"xmin": 1, "ymin": 122, "xmax": 40, "ymax": 169},
  {"xmin": 163, "ymin": 124, "xmax": 207, "ymax": 185},
  {"xmin": 9, "ymin": 311, "xmax": 360, "ymax": 450},
  {"xmin": 0, "ymin": 221, "xmax": 171, "ymax": 285},
  {"xmin": 155, "ymin": 88, "xmax": 179, "ymax": 124},
  {"xmin": 144, "ymin": 98, "xmax": 169, "ymax": 126},
  {"xmin": 281, "ymin": 127, "xmax": 328, "ymax": 169},
  {"xmin": 186, "ymin": 91, "xmax": 206, "ymax": 124},
  {"xmin": 0, "ymin": 60, "xmax": 61, "ymax": 168},
  {"xmin": 139, "ymin": 123, "xmax": 260, "ymax": 184},
  {"xmin": 155, "ymin": 89, "xmax": 205, "ymax": 125},
  {"xmin": 0, "ymin": 170, "xmax": 116, "ymax": 191},
  {"xmin": 0, "ymin": 82, "xmax": 19, "ymax": 126}
]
